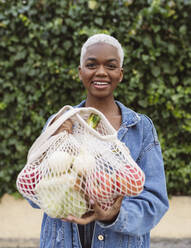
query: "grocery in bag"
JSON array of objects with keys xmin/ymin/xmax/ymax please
[{"xmin": 17, "ymin": 105, "xmax": 145, "ymax": 218}]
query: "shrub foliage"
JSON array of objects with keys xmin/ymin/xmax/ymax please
[{"xmin": 0, "ymin": 0, "xmax": 191, "ymax": 196}]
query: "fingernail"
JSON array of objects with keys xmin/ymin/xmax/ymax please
[{"xmin": 67, "ymin": 215, "xmax": 73, "ymax": 221}]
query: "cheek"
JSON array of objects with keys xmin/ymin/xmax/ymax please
[
  {"xmin": 80, "ymin": 70, "xmax": 93, "ymax": 81},
  {"xmin": 111, "ymin": 72, "xmax": 122, "ymax": 82}
]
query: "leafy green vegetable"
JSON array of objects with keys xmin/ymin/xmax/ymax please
[
  {"xmin": 35, "ymin": 175, "xmax": 88, "ymax": 218},
  {"xmin": 87, "ymin": 113, "xmax": 101, "ymax": 129}
]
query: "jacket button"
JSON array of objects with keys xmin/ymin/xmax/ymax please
[{"xmin": 98, "ymin": 235, "xmax": 104, "ymax": 241}]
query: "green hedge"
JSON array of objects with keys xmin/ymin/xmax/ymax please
[{"xmin": 0, "ymin": 0, "xmax": 191, "ymax": 197}]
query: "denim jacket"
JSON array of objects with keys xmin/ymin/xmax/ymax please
[{"xmin": 28, "ymin": 100, "xmax": 169, "ymax": 248}]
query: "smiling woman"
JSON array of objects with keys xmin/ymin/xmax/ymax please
[
  {"xmin": 25, "ymin": 33, "xmax": 169, "ymax": 248},
  {"xmin": 78, "ymin": 42, "xmax": 123, "ymax": 114}
]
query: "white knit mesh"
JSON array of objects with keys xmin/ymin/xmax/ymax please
[
  {"xmin": 17, "ymin": 106, "xmax": 145, "ymax": 218},
  {"xmin": 80, "ymin": 33, "xmax": 124, "ymax": 67}
]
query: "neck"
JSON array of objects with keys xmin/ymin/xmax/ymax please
[{"xmin": 85, "ymin": 97, "xmax": 120, "ymax": 116}]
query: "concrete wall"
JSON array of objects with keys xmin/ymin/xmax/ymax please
[{"xmin": 0, "ymin": 194, "xmax": 191, "ymax": 240}]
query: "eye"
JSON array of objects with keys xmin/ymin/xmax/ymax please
[
  {"xmin": 106, "ymin": 64, "xmax": 118, "ymax": 70},
  {"xmin": 86, "ymin": 63, "xmax": 97, "ymax": 69}
]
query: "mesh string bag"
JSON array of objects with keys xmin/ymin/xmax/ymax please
[{"xmin": 17, "ymin": 105, "xmax": 145, "ymax": 218}]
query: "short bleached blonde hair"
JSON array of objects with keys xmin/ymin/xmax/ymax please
[{"xmin": 80, "ymin": 33, "xmax": 124, "ymax": 67}]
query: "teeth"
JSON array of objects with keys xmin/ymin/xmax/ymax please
[{"xmin": 93, "ymin": 82, "xmax": 109, "ymax": 85}]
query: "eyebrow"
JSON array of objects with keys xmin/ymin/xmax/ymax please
[
  {"xmin": 85, "ymin": 57, "xmax": 96, "ymax": 62},
  {"xmin": 85, "ymin": 57, "xmax": 119, "ymax": 63}
]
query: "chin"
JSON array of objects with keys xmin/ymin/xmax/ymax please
[{"xmin": 90, "ymin": 92, "xmax": 112, "ymax": 99}]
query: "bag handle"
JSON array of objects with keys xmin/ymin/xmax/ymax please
[
  {"xmin": 43, "ymin": 105, "xmax": 117, "ymax": 142},
  {"xmin": 27, "ymin": 105, "xmax": 81, "ymax": 162},
  {"xmin": 27, "ymin": 105, "xmax": 117, "ymax": 163}
]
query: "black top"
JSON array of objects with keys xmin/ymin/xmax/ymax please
[{"xmin": 78, "ymin": 222, "xmax": 95, "ymax": 248}]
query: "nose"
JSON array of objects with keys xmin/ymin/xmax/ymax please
[{"xmin": 95, "ymin": 65, "xmax": 107, "ymax": 77}]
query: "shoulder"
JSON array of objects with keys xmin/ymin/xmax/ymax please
[
  {"xmin": 138, "ymin": 113, "xmax": 155, "ymax": 131},
  {"xmin": 137, "ymin": 113, "xmax": 159, "ymax": 146},
  {"xmin": 116, "ymin": 100, "xmax": 154, "ymax": 129},
  {"xmin": 117, "ymin": 101, "xmax": 159, "ymax": 143}
]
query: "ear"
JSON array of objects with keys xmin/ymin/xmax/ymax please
[
  {"xmin": 78, "ymin": 65, "xmax": 82, "ymax": 81},
  {"xmin": 119, "ymin": 68, "xmax": 123, "ymax": 82}
]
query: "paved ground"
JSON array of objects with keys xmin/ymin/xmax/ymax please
[
  {"xmin": 0, "ymin": 238, "xmax": 39, "ymax": 248},
  {"xmin": 0, "ymin": 194, "xmax": 191, "ymax": 247},
  {"xmin": 151, "ymin": 238, "xmax": 191, "ymax": 248},
  {"xmin": 0, "ymin": 238, "xmax": 191, "ymax": 248}
]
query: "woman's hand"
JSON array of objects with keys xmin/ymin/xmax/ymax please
[
  {"xmin": 61, "ymin": 196, "xmax": 123, "ymax": 225},
  {"xmin": 49, "ymin": 113, "xmax": 73, "ymax": 135},
  {"xmin": 53, "ymin": 119, "xmax": 73, "ymax": 135}
]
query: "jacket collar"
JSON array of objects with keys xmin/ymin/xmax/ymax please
[
  {"xmin": 115, "ymin": 101, "xmax": 140, "ymax": 127},
  {"xmin": 76, "ymin": 100, "xmax": 140, "ymax": 128}
]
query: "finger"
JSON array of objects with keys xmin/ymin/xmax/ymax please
[
  {"xmin": 94, "ymin": 197, "xmax": 123, "ymax": 222},
  {"xmin": 91, "ymin": 200, "xmax": 103, "ymax": 214},
  {"xmin": 113, "ymin": 196, "xmax": 123, "ymax": 209},
  {"xmin": 66, "ymin": 214, "xmax": 96, "ymax": 225},
  {"xmin": 61, "ymin": 215, "xmax": 76, "ymax": 223},
  {"xmin": 61, "ymin": 218, "xmax": 70, "ymax": 222},
  {"xmin": 108, "ymin": 196, "xmax": 123, "ymax": 214},
  {"xmin": 59, "ymin": 120, "xmax": 73, "ymax": 133},
  {"xmin": 76, "ymin": 214, "xmax": 96, "ymax": 225},
  {"xmin": 53, "ymin": 123, "xmax": 72, "ymax": 135},
  {"xmin": 53, "ymin": 127, "xmax": 67, "ymax": 136},
  {"xmin": 62, "ymin": 125, "xmax": 73, "ymax": 134},
  {"xmin": 65, "ymin": 119, "xmax": 73, "ymax": 126}
]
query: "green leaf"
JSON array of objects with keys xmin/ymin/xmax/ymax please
[
  {"xmin": 179, "ymin": 25, "xmax": 187, "ymax": 35},
  {"xmin": 151, "ymin": 66, "xmax": 161, "ymax": 77},
  {"xmin": 94, "ymin": 17, "xmax": 103, "ymax": 26},
  {"xmin": 64, "ymin": 41, "xmax": 72, "ymax": 50},
  {"xmin": 143, "ymin": 35, "xmax": 153, "ymax": 47},
  {"xmin": 168, "ymin": 43, "xmax": 177, "ymax": 55}
]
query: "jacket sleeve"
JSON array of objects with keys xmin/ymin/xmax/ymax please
[
  {"xmin": 97, "ymin": 117, "xmax": 169, "ymax": 235},
  {"xmin": 26, "ymin": 198, "xmax": 41, "ymax": 209}
]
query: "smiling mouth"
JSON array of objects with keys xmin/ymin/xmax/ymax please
[{"xmin": 92, "ymin": 81, "xmax": 110, "ymax": 85}]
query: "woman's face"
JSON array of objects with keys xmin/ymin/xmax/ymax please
[{"xmin": 79, "ymin": 42, "xmax": 123, "ymax": 100}]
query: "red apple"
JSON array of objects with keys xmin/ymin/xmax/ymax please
[
  {"xmin": 18, "ymin": 169, "xmax": 40, "ymax": 195},
  {"xmin": 86, "ymin": 170, "xmax": 115, "ymax": 202},
  {"xmin": 99, "ymin": 200, "xmax": 115, "ymax": 211},
  {"xmin": 115, "ymin": 165, "xmax": 144, "ymax": 196}
]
